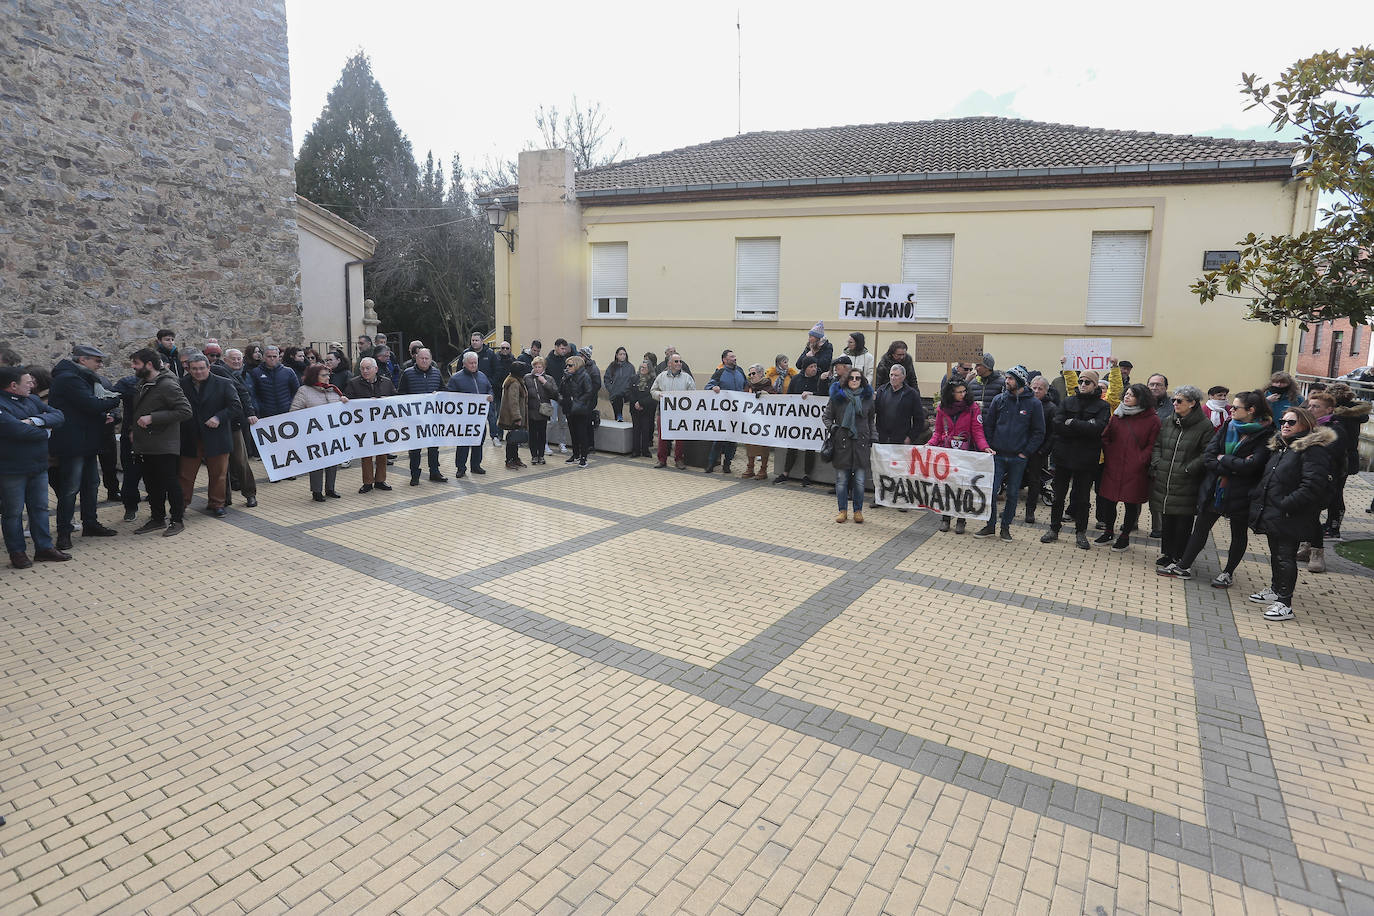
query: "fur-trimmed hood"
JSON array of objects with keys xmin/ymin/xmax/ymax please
[
  {"xmin": 1333, "ymin": 400, "xmax": 1371, "ymax": 420},
  {"xmin": 1268, "ymin": 425, "xmax": 1337, "ymax": 452}
]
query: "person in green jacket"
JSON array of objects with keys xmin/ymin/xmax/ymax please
[{"xmin": 1150, "ymin": 385, "xmax": 1211, "ymax": 569}]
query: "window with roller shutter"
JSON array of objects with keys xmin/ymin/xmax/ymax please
[
  {"xmin": 900, "ymin": 235, "xmax": 954, "ymax": 321},
  {"xmin": 1086, "ymin": 231, "xmax": 1147, "ymax": 326},
  {"xmin": 735, "ymin": 238, "xmax": 780, "ymax": 320},
  {"xmin": 590, "ymin": 242, "xmax": 628, "ymax": 317}
]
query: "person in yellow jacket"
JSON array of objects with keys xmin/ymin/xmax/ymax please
[{"xmin": 1058, "ymin": 357, "xmax": 1123, "ymax": 527}]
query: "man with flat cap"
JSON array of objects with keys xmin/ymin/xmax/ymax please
[{"xmin": 49, "ymin": 345, "xmax": 123, "ymax": 549}]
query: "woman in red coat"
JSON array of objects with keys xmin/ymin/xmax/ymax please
[{"xmin": 1098, "ymin": 383, "xmax": 1161, "ymax": 551}]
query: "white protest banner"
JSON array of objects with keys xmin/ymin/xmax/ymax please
[
  {"xmin": 251, "ymin": 393, "xmax": 489, "ymax": 481},
  {"xmin": 1063, "ymin": 338, "xmax": 1113, "ymax": 373},
  {"xmin": 872, "ymin": 443, "xmax": 994, "ymax": 521},
  {"xmin": 658, "ymin": 392, "xmax": 826, "ymax": 449},
  {"xmin": 839, "ymin": 282, "xmax": 919, "ymax": 321}
]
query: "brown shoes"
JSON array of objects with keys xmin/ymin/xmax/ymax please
[
  {"xmin": 9, "ymin": 552, "xmax": 32, "ymax": 569},
  {"xmin": 835, "ymin": 511, "xmax": 848, "ymax": 523},
  {"xmin": 853, "ymin": 511, "xmax": 864, "ymax": 524},
  {"xmin": 34, "ymin": 547, "xmax": 72, "ymax": 562}
]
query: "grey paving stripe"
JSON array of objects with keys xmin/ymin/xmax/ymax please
[
  {"xmin": 1239, "ymin": 638, "xmax": 1374, "ymax": 680},
  {"xmin": 216, "ymin": 479, "xmax": 1363, "ymax": 915},
  {"xmin": 710, "ymin": 520, "xmax": 940, "ymax": 684}
]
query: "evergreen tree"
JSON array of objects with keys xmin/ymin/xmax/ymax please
[{"xmin": 295, "ymin": 52, "xmax": 418, "ymax": 227}]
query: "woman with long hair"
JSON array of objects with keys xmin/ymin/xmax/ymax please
[
  {"xmin": 603, "ymin": 346, "xmax": 634, "ymax": 422},
  {"xmin": 1161, "ymin": 390, "xmax": 1274, "ymax": 585},
  {"xmin": 1247, "ymin": 406, "xmax": 1336, "ymax": 621},
  {"xmin": 825, "ymin": 368, "xmax": 876, "ymax": 523},
  {"xmin": 289, "ymin": 363, "xmax": 348, "ymax": 501},
  {"xmin": 928, "ymin": 378, "xmax": 992, "ymax": 534},
  {"xmin": 844, "ymin": 332, "xmax": 874, "ymax": 385}
]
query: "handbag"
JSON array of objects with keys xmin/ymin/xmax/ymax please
[
  {"xmin": 506, "ymin": 428, "xmax": 530, "ymax": 445},
  {"xmin": 820, "ymin": 426, "xmax": 836, "ymax": 462},
  {"xmin": 538, "ymin": 402, "xmax": 553, "ymax": 418}
]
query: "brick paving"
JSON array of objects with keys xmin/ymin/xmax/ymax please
[{"xmin": 3, "ymin": 447, "xmax": 1373, "ymax": 915}]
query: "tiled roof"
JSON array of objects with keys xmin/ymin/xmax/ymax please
[{"xmin": 486, "ymin": 117, "xmax": 1298, "ymax": 200}]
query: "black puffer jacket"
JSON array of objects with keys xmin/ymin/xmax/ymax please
[
  {"xmin": 1249, "ymin": 426, "xmax": 1337, "ymax": 540},
  {"xmin": 1051, "ymin": 391, "xmax": 1109, "ymax": 470},
  {"xmin": 1332, "ymin": 399, "xmax": 1369, "ymax": 471},
  {"xmin": 47, "ymin": 358, "xmax": 121, "ymax": 458},
  {"xmin": 824, "ymin": 383, "xmax": 876, "ymax": 473},
  {"xmin": 561, "ymin": 368, "xmax": 598, "ymax": 416},
  {"xmin": 1197, "ymin": 420, "xmax": 1276, "ymax": 518}
]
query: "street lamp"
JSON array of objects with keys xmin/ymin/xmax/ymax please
[{"xmin": 485, "ymin": 199, "xmax": 515, "ymax": 252}]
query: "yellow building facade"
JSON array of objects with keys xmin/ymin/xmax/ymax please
[{"xmin": 483, "ymin": 120, "xmax": 1316, "ymax": 394}]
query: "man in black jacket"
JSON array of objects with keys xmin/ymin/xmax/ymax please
[
  {"xmin": 398, "ymin": 348, "xmax": 447, "ymax": 484},
  {"xmin": 488, "ymin": 341, "xmax": 514, "ymax": 443},
  {"xmin": 178, "ymin": 351, "xmax": 242, "ymax": 518},
  {"xmin": 1041, "ymin": 373, "xmax": 1109, "ymax": 548},
  {"xmin": 216, "ymin": 347, "xmax": 259, "ymax": 507},
  {"xmin": 875, "ymin": 364, "xmax": 925, "ymax": 445},
  {"xmin": 49, "ymin": 344, "xmax": 123, "ymax": 549}
]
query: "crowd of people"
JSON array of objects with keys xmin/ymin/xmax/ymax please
[{"xmin": 3, "ymin": 323, "xmax": 1370, "ymax": 623}]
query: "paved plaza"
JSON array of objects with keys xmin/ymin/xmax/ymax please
[{"xmin": 3, "ymin": 449, "xmax": 1374, "ymax": 915}]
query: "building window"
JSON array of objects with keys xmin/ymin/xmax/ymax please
[
  {"xmin": 899, "ymin": 235, "xmax": 954, "ymax": 320},
  {"xmin": 590, "ymin": 242, "xmax": 628, "ymax": 317},
  {"xmin": 735, "ymin": 237, "xmax": 780, "ymax": 319},
  {"xmin": 1352, "ymin": 325, "xmax": 1362, "ymax": 356},
  {"xmin": 1312, "ymin": 322, "xmax": 1323, "ymax": 353},
  {"xmin": 1085, "ymin": 231, "xmax": 1147, "ymax": 325},
  {"xmin": 1298, "ymin": 327, "xmax": 1308, "ymax": 352}
]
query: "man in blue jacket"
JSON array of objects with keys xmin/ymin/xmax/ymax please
[
  {"xmin": 398, "ymin": 348, "xmax": 447, "ymax": 485},
  {"xmin": 705, "ymin": 349, "xmax": 747, "ymax": 474},
  {"xmin": 446, "ymin": 351, "xmax": 493, "ymax": 478},
  {"xmin": 976, "ymin": 365, "xmax": 1045, "ymax": 541},
  {"xmin": 247, "ymin": 345, "xmax": 300, "ymax": 418},
  {"xmin": 1, "ymin": 366, "xmax": 70, "ymax": 567},
  {"xmin": 49, "ymin": 344, "xmax": 123, "ymax": 549}
]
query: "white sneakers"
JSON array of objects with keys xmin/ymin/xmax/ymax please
[
  {"xmin": 1248, "ymin": 588, "xmax": 1278, "ymax": 604},
  {"xmin": 1263, "ymin": 603, "xmax": 1294, "ymax": 621}
]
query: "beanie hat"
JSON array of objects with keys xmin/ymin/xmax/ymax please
[
  {"xmin": 509, "ymin": 361, "xmax": 530, "ymax": 378},
  {"xmin": 981, "ymin": 352, "xmax": 996, "ymax": 370},
  {"xmin": 809, "ymin": 321, "xmax": 825, "ymax": 339},
  {"xmin": 1080, "ymin": 369, "xmax": 1101, "ymax": 385},
  {"xmin": 579, "ymin": 345, "xmax": 593, "ymax": 359},
  {"xmin": 1006, "ymin": 365, "xmax": 1029, "ymax": 389}
]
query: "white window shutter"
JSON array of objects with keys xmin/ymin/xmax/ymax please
[
  {"xmin": 736, "ymin": 238, "xmax": 780, "ymax": 319},
  {"xmin": 900, "ymin": 236, "xmax": 953, "ymax": 320},
  {"xmin": 591, "ymin": 242, "xmax": 628, "ymax": 315},
  {"xmin": 1086, "ymin": 231, "xmax": 1147, "ymax": 325}
]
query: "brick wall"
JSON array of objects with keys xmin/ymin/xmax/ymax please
[
  {"xmin": 1294, "ymin": 319, "xmax": 1373, "ymax": 378},
  {"xmin": 0, "ymin": 0, "xmax": 301, "ymax": 364}
]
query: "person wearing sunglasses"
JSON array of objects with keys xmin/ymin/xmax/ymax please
[
  {"xmin": 1149, "ymin": 385, "xmax": 1211, "ymax": 570},
  {"xmin": 1159, "ymin": 390, "xmax": 1274, "ymax": 585},
  {"xmin": 1041, "ymin": 371, "xmax": 1111, "ymax": 549},
  {"xmin": 1247, "ymin": 406, "xmax": 1337, "ymax": 621},
  {"xmin": 825, "ymin": 368, "xmax": 876, "ymax": 523}
]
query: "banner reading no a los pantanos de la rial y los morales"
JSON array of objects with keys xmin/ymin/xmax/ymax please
[
  {"xmin": 872, "ymin": 444, "xmax": 994, "ymax": 521},
  {"xmin": 658, "ymin": 392, "xmax": 827, "ymax": 449},
  {"xmin": 251, "ymin": 393, "xmax": 489, "ymax": 480}
]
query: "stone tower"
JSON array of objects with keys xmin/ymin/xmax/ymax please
[{"xmin": 0, "ymin": 0, "xmax": 302, "ymax": 363}]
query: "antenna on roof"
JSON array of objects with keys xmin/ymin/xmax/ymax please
[{"xmin": 736, "ymin": 10, "xmax": 742, "ymax": 135}]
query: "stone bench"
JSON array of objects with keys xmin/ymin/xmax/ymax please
[{"xmin": 594, "ymin": 419, "xmax": 633, "ymax": 454}]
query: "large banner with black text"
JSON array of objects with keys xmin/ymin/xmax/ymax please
[
  {"xmin": 251, "ymin": 393, "xmax": 489, "ymax": 480},
  {"xmin": 658, "ymin": 392, "xmax": 827, "ymax": 449},
  {"xmin": 872, "ymin": 444, "xmax": 995, "ymax": 520}
]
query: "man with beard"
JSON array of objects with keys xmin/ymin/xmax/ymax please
[
  {"xmin": 178, "ymin": 351, "xmax": 242, "ymax": 519},
  {"xmin": 127, "ymin": 349, "xmax": 193, "ymax": 537}
]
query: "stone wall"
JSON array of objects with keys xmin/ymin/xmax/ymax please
[{"xmin": 0, "ymin": 0, "xmax": 300, "ymax": 365}]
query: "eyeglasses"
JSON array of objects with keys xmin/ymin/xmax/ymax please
[
  {"xmin": 1280, "ymin": 418, "xmax": 1300, "ymax": 426},
  {"xmin": 499, "ymin": 347, "xmax": 511, "ymax": 350},
  {"xmin": 1078, "ymin": 380, "xmax": 1095, "ymax": 387},
  {"xmin": 1227, "ymin": 405, "xmax": 1244, "ymax": 412},
  {"xmin": 1172, "ymin": 397, "xmax": 1189, "ymax": 404}
]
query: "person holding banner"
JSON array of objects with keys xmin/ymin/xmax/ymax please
[
  {"xmin": 705, "ymin": 349, "xmax": 747, "ymax": 474},
  {"xmin": 975, "ymin": 366, "xmax": 1044, "ymax": 541},
  {"xmin": 651, "ymin": 354, "xmax": 695, "ymax": 469},
  {"xmin": 447, "ymin": 351, "xmax": 493, "ymax": 477},
  {"xmin": 774, "ymin": 355, "xmax": 822, "ymax": 485},
  {"xmin": 344, "ymin": 357, "xmax": 396, "ymax": 493},
  {"xmin": 398, "ymin": 349, "xmax": 447, "ymax": 485},
  {"xmin": 825, "ymin": 368, "xmax": 876, "ymax": 523},
  {"xmin": 739, "ymin": 364, "xmax": 773, "ymax": 480},
  {"xmin": 289, "ymin": 363, "xmax": 348, "ymax": 501},
  {"xmin": 928, "ymin": 379, "xmax": 992, "ymax": 533}
]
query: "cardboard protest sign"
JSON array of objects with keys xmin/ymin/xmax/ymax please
[
  {"xmin": 251, "ymin": 393, "xmax": 489, "ymax": 480},
  {"xmin": 658, "ymin": 392, "xmax": 826, "ymax": 449},
  {"xmin": 872, "ymin": 443, "xmax": 994, "ymax": 521},
  {"xmin": 839, "ymin": 283, "xmax": 919, "ymax": 321},
  {"xmin": 1063, "ymin": 338, "xmax": 1113, "ymax": 372}
]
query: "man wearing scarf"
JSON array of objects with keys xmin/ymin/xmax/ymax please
[{"xmin": 976, "ymin": 365, "xmax": 1045, "ymax": 540}]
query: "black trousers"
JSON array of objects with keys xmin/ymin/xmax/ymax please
[
  {"xmin": 119, "ymin": 434, "xmax": 144, "ymax": 512},
  {"xmin": 1160, "ymin": 514, "xmax": 1196, "ymax": 562},
  {"xmin": 528, "ymin": 418, "xmax": 549, "ymax": 461},
  {"xmin": 611, "ymin": 395, "xmax": 627, "ymax": 420},
  {"xmin": 1178, "ymin": 509, "xmax": 1249, "ymax": 573},
  {"xmin": 1050, "ymin": 466, "xmax": 1095, "ymax": 533},
  {"xmin": 1024, "ymin": 453, "xmax": 1049, "ymax": 515},
  {"xmin": 99, "ymin": 426, "xmax": 120, "ymax": 496},
  {"xmin": 1266, "ymin": 533, "xmax": 1300, "ymax": 604},
  {"xmin": 1098, "ymin": 500, "xmax": 1141, "ymax": 534},
  {"xmin": 631, "ymin": 408, "xmax": 655, "ymax": 454},
  {"xmin": 140, "ymin": 452, "xmax": 185, "ymax": 523},
  {"xmin": 568, "ymin": 413, "xmax": 595, "ymax": 459},
  {"xmin": 409, "ymin": 447, "xmax": 440, "ymax": 478},
  {"xmin": 784, "ymin": 448, "xmax": 817, "ymax": 477}
]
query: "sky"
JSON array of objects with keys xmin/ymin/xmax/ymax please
[{"xmin": 283, "ymin": 0, "xmax": 1372, "ymax": 181}]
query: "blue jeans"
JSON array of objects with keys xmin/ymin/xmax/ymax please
[
  {"xmin": 836, "ymin": 468, "xmax": 866, "ymax": 512},
  {"xmin": 707, "ymin": 440, "xmax": 737, "ymax": 468},
  {"xmin": 1, "ymin": 471, "xmax": 54, "ymax": 554},
  {"xmin": 488, "ymin": 393, "xmax": 502, "ymax": 439},
  {"xmin": 991, "ymin": 454, "xmax": 1027, "ymax": 529},
  {"xmin": 56, "ymin": 453, "xmax": 100, "ymax": 536}
]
